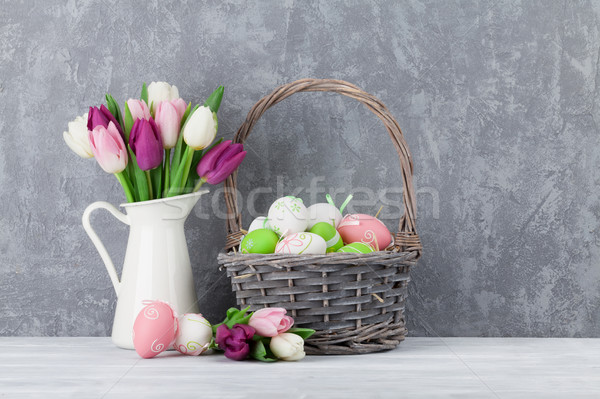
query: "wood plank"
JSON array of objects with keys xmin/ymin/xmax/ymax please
[{"xmin": 0, "ymin": 337, "xmax": 597, "ymax": 398}]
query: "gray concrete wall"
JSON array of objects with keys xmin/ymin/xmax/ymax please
[{"xmin": 1, "ymin": 0, "xmax": 599, "ymax": 337}]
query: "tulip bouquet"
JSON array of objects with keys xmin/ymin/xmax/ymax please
[
  {"xmin": 212, "ymin": 306, "xmax": 315, "ymax": 362},
  {"xmin": 63, "ymin": 81, "xmax": 246, "ymax": 202}
]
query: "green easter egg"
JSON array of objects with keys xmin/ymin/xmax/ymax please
[
  {"xmin": 240, "ymin": 229, "xmax": 279, "ymax": 254},
  {"xmin": 337, "ymin": 242, "xmax": 375, "ymax": 254},
  {"xmin": 309, "ymin": 222, "xmax": 343, "ymax": 253}
]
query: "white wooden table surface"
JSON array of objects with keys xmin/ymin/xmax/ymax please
[{"xmin": 0, "ymin": 337, "xmax": 598, "ymax": 398}]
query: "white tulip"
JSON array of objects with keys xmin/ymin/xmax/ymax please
[
  {"xmin": 63, "ymin": 113, "xmax": 93, "ymax": 158},
  {"xmin": 147, "ymin": 81, "xmax": 180, "ymax": 110},
  {"xmin": 270, "ymin": 333, "xmax": 306, "ymax": 361},
  {"xmin": 182, "ymin": 106, "xmax": 217, "ymax": 150}
]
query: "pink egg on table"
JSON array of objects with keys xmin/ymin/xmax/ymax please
[
  {"xmin": 337, "ymin": 214, "xmax": 392, "ymax": 250},
  {"xmin": 132, "ymin": 301, "xmax": 178, "ymax": 359}
]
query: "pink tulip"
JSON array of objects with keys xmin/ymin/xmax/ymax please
[
  {"xmin": 248, "ymin": 307, "xmax": 293, "ymax": 337},
  {"xmin": 127, "ymin": 99, "xmax": 151, "ymax": 121},
  {"xmin": 88, "ymin": 121, "xmax": 128, "ymax": 174},
  {"xmin": 171, "ymin": 98, "xmax": 187, "ymax": 120},
  {"xmin": 154, "ymin": 101, "xmax": 182, "ymax": 149}
]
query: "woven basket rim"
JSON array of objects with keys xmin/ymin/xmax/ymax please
[{"xmin": 217, "ymin": 249, "xmax": 420, "ymax": 261}]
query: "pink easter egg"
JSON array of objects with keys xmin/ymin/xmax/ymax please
[
  {"xmin": 133, "ymin": 301, "xmax": 178, "ymax": 359},
  {"xmin": 337, "ymin": 214, "xmax": 392, "ymax": 250}
]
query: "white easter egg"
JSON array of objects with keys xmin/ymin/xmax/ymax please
[
  {"xmin": 275, "ymin": 232, "xmax": 327, "ymax": 255},
  {"xmin": 248, "ymin": 216, "xmax": 272, "ymax": 233},
  {"xmin": 307, "ymin": 203, "xmax": 343, "ymax": 229},
  {"xmin": 267, "ymin": 196, "xmax": 308, "ymax": 237},
  {"xmin": 174, "ymin": 313, "xmax": 212, "ymax": 356}
]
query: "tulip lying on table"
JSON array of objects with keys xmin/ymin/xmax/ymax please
[{"xmin": 212, "ymin": 307, "xmax": 315, "ymax": 362}]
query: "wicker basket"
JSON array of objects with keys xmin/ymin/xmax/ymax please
[{"xmin": 217, "ymin": 78, "xmax": 422, "ymax": 355}]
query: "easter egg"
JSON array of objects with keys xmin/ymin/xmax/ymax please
[
  {"xmin": 275, "ymin": 232, "xmax": 327, "ymax": 255},
  {"xmin": 133, "ymin": 300, "xmax": 178, "ymax": 359},
  {"xmin": 240, "ymin": 229, "xmax": 279, "ymax": 254},
  {"xmin": 175, "ymin": 313, "xmax": 212, "ymax": 356},
  {"xmin": 337, "ymin": 214, "xmax": 392, "ymax": 250},
  {"xmin": 267, "ymin": 196, "xmax": 308, "ymax": 236},
  {"xmin": 337, "ymin": 242, "xmax": 375, "ymax": 253},
  {"xmin": 248, "ymin": 216, "xmax": 273, "ymax": 233},
  {"xmin": 307, "ymin": 203, "xmax": 343, "ymax": 229},
  {"xmin": 310, "ymin": 222, "xmax": 343, "ymax": 253}
]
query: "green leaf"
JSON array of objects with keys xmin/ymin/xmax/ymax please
[
  {"xmin": 124, "ymin": 102, "xmax": 134, "ymax": 142},
  {"xmin": 239, "ymin": 305, "xmax": 252, "ymax": 315},
  {"xmin": 167, "ymin": 146, "xmax": 194, "ymax": 197},
  {"xmin": 179, "ymin": 102, "xmax": 192, "ymax": 129},
  {"xmin": 227, "ymin": 306, "xmax": 253, "ymax": 327},
  {"xmin": 212, "ymin": 307, "xmax": 249, "ymax": 334},
  {"xmin": 286, "ymin": 328, "xmax": 316, "ymax": 340},
  {"xmin": 211, "ymin": 306, "xmax": 255, "ymax": 335},
  {"xmin": 226, "ymin": 308, "xmax": 239, "ymax": 319},
  {"xmin": 114, "ymin": 171, "xmax": 135, "ymax": 203},
  {"xmin": 141, "ymin": 82, "xmax": 148, "ymax": 104},
  {"xmin": 128, "ymin": 149, "xmax": 149, "ymax": 201},
  {"xmin": 204, "ymin": 86, "xmax": 224, "ymax": 113},
  {"xmin": 249, "ymin": 340, "xmax": 277, "ymax": 362},
  {"xmin": 105, "ymin": 94, "xmax": 124, "ymax": 128},
  {"xmin": 150, "ymin": 165, "xmax": 163, "ymax": 199},
  {"xmin": 236, "ymin": 312, "xmax": 253, "ymax": 326},
  {"xmin": 170, "ymin": 103, "xmax": 197, "ymax": 184}
]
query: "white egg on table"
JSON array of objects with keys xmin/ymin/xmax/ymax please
[
  {"xmin": 306, "ymin": 203, "xmax": 343, "ymax": 229},
  {"xmin": 267, "ymin": 196, "xmax": 308, "ymax": 237},
  {"xmin": 275, "ymin": 232, "xmax": 327, "ymax": 255},
  {"xmin": 174, "ymin": 313, "xmax": 212, "ymax": 356}
]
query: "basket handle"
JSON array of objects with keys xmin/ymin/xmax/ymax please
[{"xmin": 223, "ymin": 78, "xmax": 421, "ymax": 254}]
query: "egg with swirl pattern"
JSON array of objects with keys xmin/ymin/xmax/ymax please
[
  {"xmin": 275, "ymin": 232, "xmax": 327, "ymax": 255},
  {"xmin": 337, "ymin": 214, "xmax": 392, "ymax": 250},
  {"xmin": 132, "ymin": 300, "xmax": 178, "ymax": 359}
]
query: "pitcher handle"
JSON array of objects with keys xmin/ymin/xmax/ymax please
[{"xmin": 82, "ymin": 201, "xmax": 130, "ymax": 296}]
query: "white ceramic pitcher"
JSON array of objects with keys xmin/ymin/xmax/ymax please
[{"xmin": 82, "ymin": 190, "xmax": 209, "ymax": 349}]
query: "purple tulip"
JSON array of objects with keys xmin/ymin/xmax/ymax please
[
  {"xmin": 197, "ymin": 140, "xmax": 246, "ymax": 185},
  {"xmin": 129, "ymin": 118, "xmax": 163, "ymax": 170},
  {"xmin": 215, "ymin": 324, "xmax": 255, "ymax": 361},
  {"xmin": 88, "ymin": 105, "xmax": 124, "ymax": 140}
]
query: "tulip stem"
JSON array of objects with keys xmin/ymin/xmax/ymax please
[
  {"xmin": 145, "ymin": 171, "xmax": 153, "ymax": 200},
  {"xmin": 193, "ymin": 178, "xmax": 206, "ymax": 193},
  {"xmin": 180, "ymin": 148, "xmax": 195, "ymax": 192},
  {"xmin": 115, "ymin": 171, "xmax": 135, "ymax": 203},
  {"xmin": 166, "ymin": 146, "xmax": 193, "ymax": 197},
  {"xmin": 163, "ymin": 148, "xmax": 171, "ymax": 197}
]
